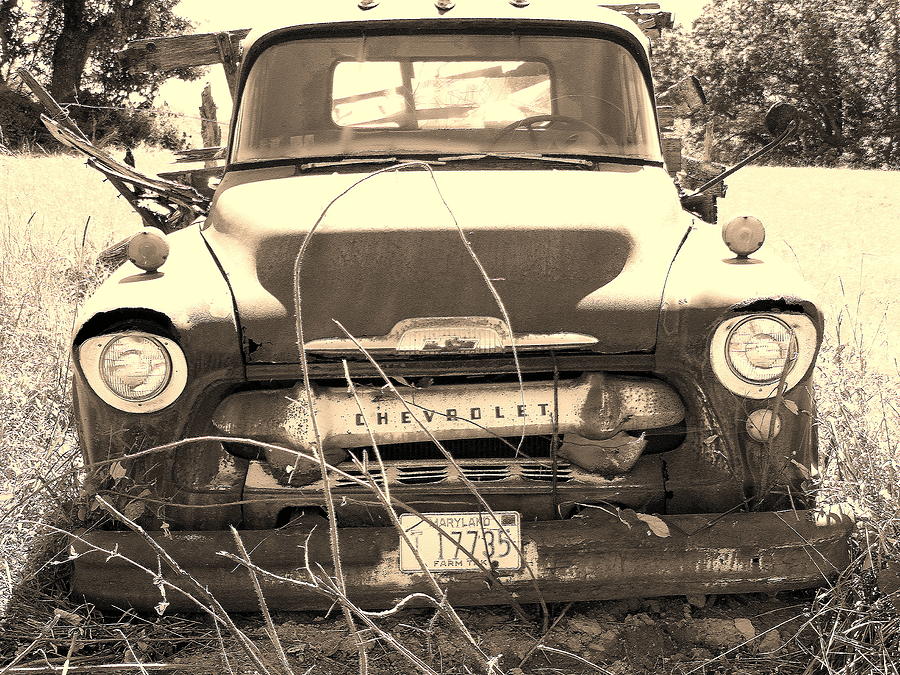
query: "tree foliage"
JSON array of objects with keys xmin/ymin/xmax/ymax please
[
  {"xmin": 653, "ymin": 0, "xmax": 900, "ymax": 168},
  {"xmin": 0, "ymin": 0, "xmax": 195, "ymax": 149}
]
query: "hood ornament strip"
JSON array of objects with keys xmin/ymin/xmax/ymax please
[{"xmin": 304, "ymin": 317, "xmax": 598, "ymax": 356}]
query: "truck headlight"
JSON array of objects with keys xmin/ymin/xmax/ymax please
[
  {"xmin": 710, "ymin": 313, "xmax": 817, "ymax": 399},
  {"xmin": 79, "ymin": 332, "xmax": 188, "ymax": 412},
  {"xmin": 726, "ymin": 316, "xmax": 797, "ymax": 383}
]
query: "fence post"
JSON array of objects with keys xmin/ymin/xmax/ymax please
[{"xmin": 199, "ymin": 83, "xmax": 221, "ymax": 167}]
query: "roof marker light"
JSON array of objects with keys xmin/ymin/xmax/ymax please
[
  {"xmin": 723, "ymin": 215, "xmax": 766, "ymax": 258},
  {"xmin": 358, "ymin": 0, "xmax": 378, "ymax": 9},
  {"xmin": 435, "ymin": 0, "xmax": 455, "ymax": 10},
  {"xmin": 510, "ymin": 0, "xmax": 531, "ymax": 6},
  {"xmin": 127, "ymin": 228, "xmax": 169, "ymax": 273}
]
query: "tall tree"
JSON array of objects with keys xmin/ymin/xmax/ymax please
[
  {"xmin": 0, "ymin": 0, "xmax": 195, "ymax": 148},
  {"xmin": 653, "ymin": 0, "xmax": 900, "ymax": 167}
]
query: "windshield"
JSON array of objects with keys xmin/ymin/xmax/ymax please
[{"xmin": 233, "ymin": 33, "xmax": 661, "ymax": 164}]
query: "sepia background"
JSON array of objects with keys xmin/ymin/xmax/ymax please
[{"xmin": 0, "ymin": 1, "xmax": 897, "ymax": 673}]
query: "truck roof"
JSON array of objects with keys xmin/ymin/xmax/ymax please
[{"xmin": 241, "ymin": 0, "xmax": 650, "ymax": 55}]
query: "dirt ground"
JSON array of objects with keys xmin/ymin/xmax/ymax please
[
  {"xmin": 244, "ymin": 594, "xmax": 812, "ymax": 674},
  {"xmin": 1, "ymin": 562, "xmax": 883, "ymax": 675}
]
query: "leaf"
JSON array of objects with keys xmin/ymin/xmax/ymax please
[
  {"xmin": 53, "ymin": 608, "xmax": 83, "ymax": 626},
  {"xmin": 636, "ymin": 514, "xmax": 671, "ymax": 538},
  {"xmin": 154, "ymin": 600, "xmax": 170, "ymax": 616},
  {"xmin": 122, "ymin": 499, "xmax": 145, "ymax": 522},
  {"xmin": 109, "ymin": 461, "xmax": 127, "ymax": 480},
  {"xmin": 703, "ymin": 434, "xmax": 719, "ymax": 447},
  {"xmin": 790, "ymin": 459, "xmax": 812, "ymax": 480},
  {"xmin": 782, "ymin": 400, "xmax": 800, "ymax": 415},
  {"xmin": 393, "ymin": 376, "xmax": 413, "ymax": 388}
]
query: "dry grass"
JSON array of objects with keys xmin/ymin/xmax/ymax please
[
  {"xmin": 0, "ymin": 153, "xmax": 139, "ymax": 611},
  {"xmin": 0, "ymin": 152, "xmax": 897, "ymax": 674}
]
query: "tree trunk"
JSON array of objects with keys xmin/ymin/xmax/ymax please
[
  {"xmin": 892, "ymin": 0, "xmax": 900, "ymax": 163},
  {"xmin": 49, "ymin": 0, "xmax": 96, "ymax": 102},
  {"xmin": 0, "ymin": 0, "xmax": 20, "ymax": 72}
]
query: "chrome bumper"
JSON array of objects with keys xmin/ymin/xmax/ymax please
[{"xmin": 72, "ymin": 504, "xmax": 854, "ymax": 612}]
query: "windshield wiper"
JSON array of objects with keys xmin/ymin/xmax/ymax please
[
  {"xmin": 437, "ymin": 152, "xmax": 594, "ymax": 167},
  {"xmin": 295, "ymin": 152, "xmax": 654, "ymax": 172},
  {"xmin": 299, "ymin": 157, "xmax": 447, "ymax": 171}
]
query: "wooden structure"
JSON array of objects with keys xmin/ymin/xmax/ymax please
[
  {"xmin": 600, "ymin": 3, "xmax": 674, "ymax": 38},
  {"xmin": 119, "ymin": 28, "xmax": 250, "ymax": 95}
]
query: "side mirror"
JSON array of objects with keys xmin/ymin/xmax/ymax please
[
  {"xmin": 682, "ymin": 101, "xmax": 800, "ymax": 219},
  {"xmin": 765, "ymin": 102, "xmax": 800, "ymax": 136}
]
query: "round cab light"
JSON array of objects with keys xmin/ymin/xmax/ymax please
[
  {"xmin": 127, "ymin": 228, "xmax": 169, "ymax": 272},
  {"xmin": 723, "ymin": 216, "xmax": 765, "ymax": 258}
]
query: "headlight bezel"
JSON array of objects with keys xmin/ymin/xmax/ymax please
[
  {"xmin": 710, "ymin": 313, "xmax": 818, "ymax": 399},
  {"xmin": 79, "ymin": 331, "xmax": 188, "ymax": 413}
]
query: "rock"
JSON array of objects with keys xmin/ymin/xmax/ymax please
[
  {"xmin": 687, "ymin": 594, "xmax": 707, "ymax": 608},
  {"xmin": 757, "ymin": 629, "xmax": 783, "ymax": 653},
  {"xmin": 607, "ymin": 659, "xmax": 630, "ymax": 674},
  {"xmin": 569, "ymin": 615, "xmax": 606, "ymax": 636},
  {"xmin": 734, "ymin": 618, "xmax": 756, "ymax": 641},
  {"xmin": 624, "ymin": 612, "xmax": 655, "ymax": 626},
  {"xmin": 595, "ymin": 629, "xmax": 622, "ymax": 654},
  {"xmin": 675, "ymin": 618, "xmax": 745, "ymax": 649},
  {"xmin": 560, "ymin": 634, "xmax": 586, "ymax": 652}
]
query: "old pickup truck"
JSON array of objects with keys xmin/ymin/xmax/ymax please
[{"xmin": 32, "ymin": 0, "xmax": 853, "ymax": 611}]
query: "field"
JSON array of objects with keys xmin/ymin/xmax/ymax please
[
  {"xmin": 0, "ymin": 152, "xmax": 897, "ymax": 674},
  {"xmin": 722, "ymin": 166, "xmax": 900, "ymax": 374}
]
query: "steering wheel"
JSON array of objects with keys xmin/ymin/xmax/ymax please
[{"xmin": 491, "ymin": 114, "xmax": 613, "ymax": 151}]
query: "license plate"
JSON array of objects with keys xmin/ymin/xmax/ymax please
[{"xmin": 399, "ymin": 511, "xmax": 522, "ymax": 573}]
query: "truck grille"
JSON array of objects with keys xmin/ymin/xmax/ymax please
[
  {"xmin": 522, "ymin": 463, "xmax": 574, "ymax": 482},
  {"xmin": 350, "ymin": 436, "xmax": 554, "ymax": 461},
  {"xmin": 329, "ymin": 459, "xmax": 573, "ymax": 488}
]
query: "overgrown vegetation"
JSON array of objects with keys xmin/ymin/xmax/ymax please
[
  {"xmin": 0, "ymin": 154, "xmax": 897, "ymax": 673},
  {"xmin": 653, "ymin": 0, "xmax": 900, "ymax": 168}
]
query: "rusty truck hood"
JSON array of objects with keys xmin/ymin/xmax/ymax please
[{"xmin": 202, "ymin": 165, "xmax": 690, "ymax": 364}]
